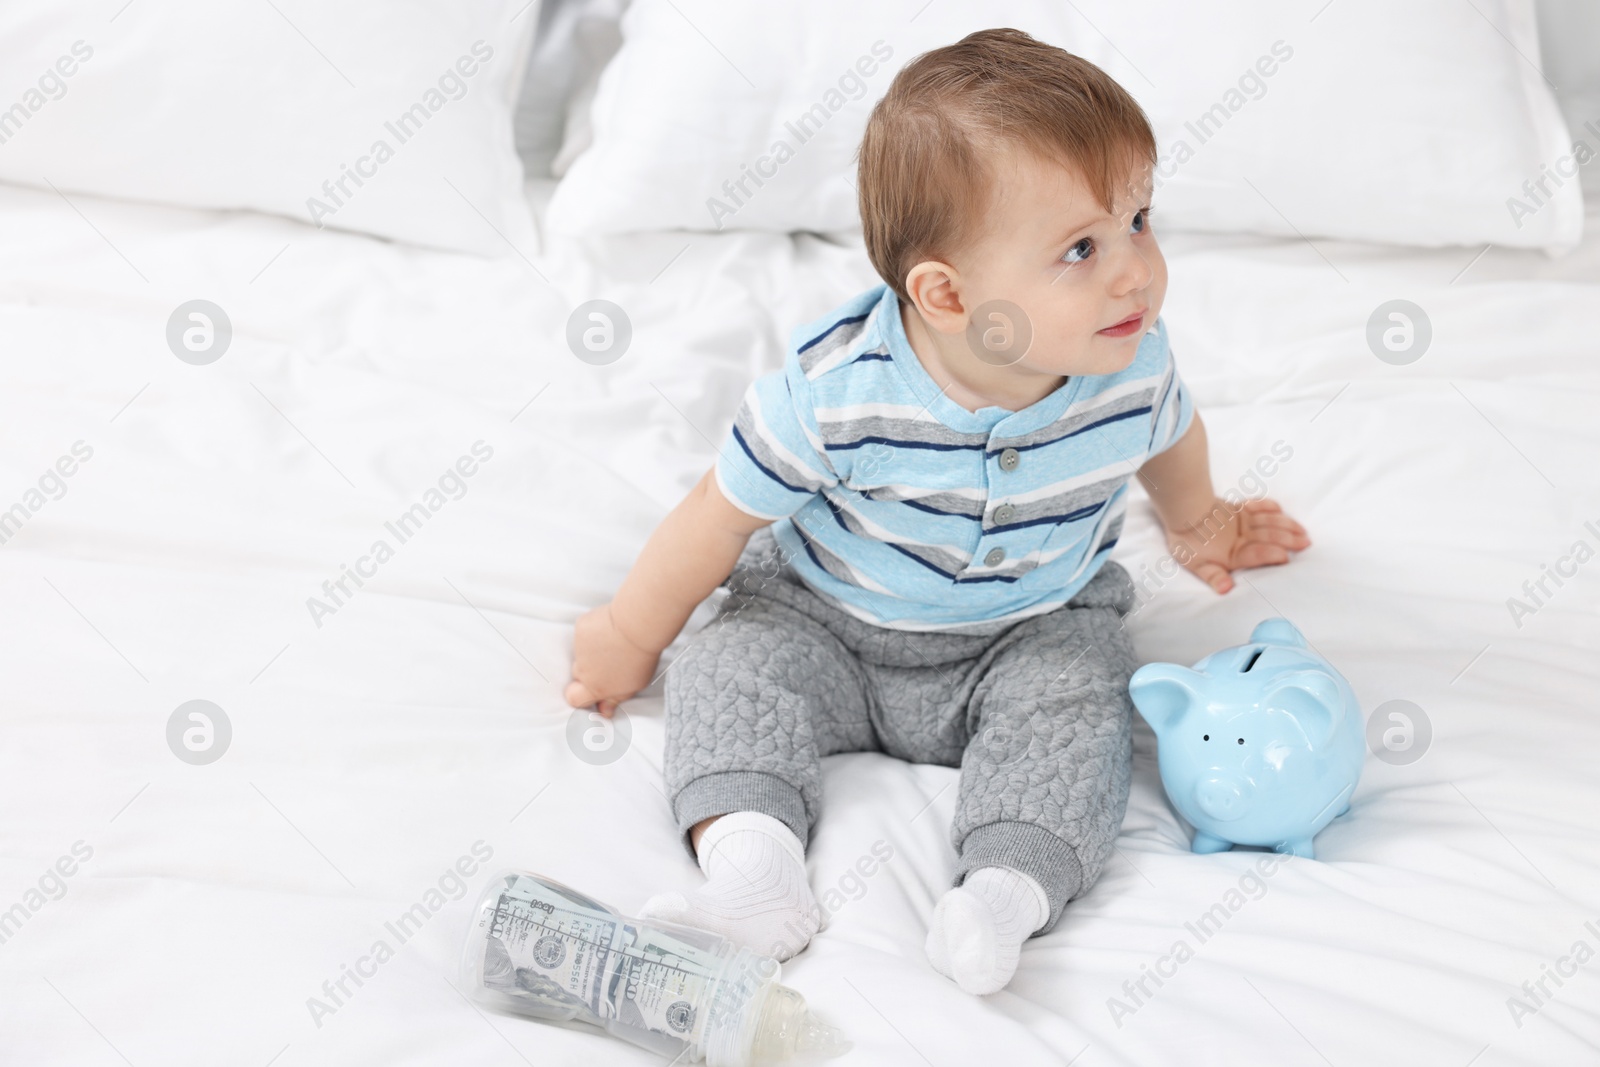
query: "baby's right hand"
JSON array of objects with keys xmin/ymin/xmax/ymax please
[{"xmin": 564, "ymin": 602, "xmax": 661, "ymax": 718}]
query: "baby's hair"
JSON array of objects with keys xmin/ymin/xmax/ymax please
[{"xmin": 856, "ymin": 27, "xmax": 1157, "ymax": 304}]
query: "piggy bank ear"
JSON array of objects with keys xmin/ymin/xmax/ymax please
[
  {"xmin": 1249, "ymin": 617, "xmax": 1306, "ymax": 648},
  {"xmin": 1264, "ymin": 670, "xmax": 1343, "ymax": 747},
  {"xmin": 1128, "ymin": 664, "xmax": 1203, "ymax": 735}
]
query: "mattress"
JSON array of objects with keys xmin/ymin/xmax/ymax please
[{"xmin": 0, "ymin": 175, "xmax": 1597, "ymax": 1066}]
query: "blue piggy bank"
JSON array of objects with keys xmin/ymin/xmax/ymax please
[{"xmin": 1127, "ymin": 618, "xmax": 1364, "ymax": 859}]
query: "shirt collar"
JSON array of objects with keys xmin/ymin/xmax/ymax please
[{"xmin": 874, "ymin": 284, "xmax": 1085, "ymax": 437}]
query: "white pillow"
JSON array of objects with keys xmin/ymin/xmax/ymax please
[
  {"xmin": 547, "ymin": 0, "xmax": 1584, "ymax": 253},
  {"xmin": 550, "ymin": 0, "xmax": 630, "ymax": 178},
  {"xmin": 512, "ymin": 0, "xmax": 630, "ymax": 179},
  {"xmin": 1534, "ymin": 0, "xmax": 1600, "ymax": 200},
  {"xmin": 0, "ymin": 1, "xmax": 540, "ymax": 257},
  {"xmin": 512, "ymin": 0, "xmax": 575, "ymax": 177}
]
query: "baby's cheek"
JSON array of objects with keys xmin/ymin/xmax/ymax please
[
  {"xmin": 1032, "ymin": 298, "xmax": 1095, "ymax": 341},
  {"xmin": 1146, "ymin": 246, "xmax": 1170, "ymax": 300}
]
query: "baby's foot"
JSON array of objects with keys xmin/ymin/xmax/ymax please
[
  {"xmin": 925, "ymin": 866, "xmax": 1048, "ymax": 995},
  {"xmin": 638, "ymin": 811, "xmax": 827, "ymax": 961}
]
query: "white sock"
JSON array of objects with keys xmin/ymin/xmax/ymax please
[
  {"xmin": 925, "ymin": 866, "xmax": 1048, "ymax": 995},
  {"xmin": 638, "ymin": 812, "xmax": 827, "ymax": 961}
]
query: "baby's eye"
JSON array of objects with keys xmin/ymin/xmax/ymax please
[
  {"xmin": 1061, "ymin": 237, "xmax": 1094, "ymax": 265},
  {"xmin": 1058, "ymin": 208, "xmax": 1152, "ymax": 266}
]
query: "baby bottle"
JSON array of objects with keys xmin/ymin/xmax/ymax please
[{"xmin": 460, "ymin": 869, "xmax": 849, "ymax": 1066}]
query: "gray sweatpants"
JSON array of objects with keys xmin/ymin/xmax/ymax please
[{"xmin": 662, "ymin": 525, "xmax": 1138, "ymax": 936}]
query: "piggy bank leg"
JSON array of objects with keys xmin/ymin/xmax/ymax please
[
  {"xmin": 1191, "ymin": 830, "xmax": 1233, "ymax": 854},
  {"xmin": 1274, "ymin": 837, "xmax": 1316, "ymax": 859}
]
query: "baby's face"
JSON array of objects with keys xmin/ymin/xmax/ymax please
[{"xmin": 953, "ymin": 147, "xmax": 1165, "ymax": 378}]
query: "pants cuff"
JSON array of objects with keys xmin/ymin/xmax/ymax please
[
  {"xmin": 953, "ymin": 821, "xmax": 1084, "ymax": 936},
  {"xmin": 671, "ymin": 770, "xmax": 810, "ymax": 863}
]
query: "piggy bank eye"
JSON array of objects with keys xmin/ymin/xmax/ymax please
[
  {"xmin": 1202, "ymin": 734, "xmax": 1209, "ymax": 741},
  {"xmin": 1236, "ymin": 738, "xmax": 1245, "ymax": 745}
]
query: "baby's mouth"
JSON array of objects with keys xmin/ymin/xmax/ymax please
[{"xmin": 1097, "ymin": 309, "xmax": 1146, "ymax": 337}]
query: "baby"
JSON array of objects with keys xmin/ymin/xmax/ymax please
[{"xmin": 565, "ymin": 28, "xmax": 1309, "ymax": 995}]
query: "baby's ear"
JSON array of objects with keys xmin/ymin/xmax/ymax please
[
  {"xmin": 1128, "ymin": 664, "xmax": 1204, "ymax": 736},
  {"xmin": 904, "ymin": 260, "xmax": 964, "ymax": 331}
]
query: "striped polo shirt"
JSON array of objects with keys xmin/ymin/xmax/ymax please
[{"xmin": 713, "ymin": 282, "xmax": 1194, "ymax": 632}]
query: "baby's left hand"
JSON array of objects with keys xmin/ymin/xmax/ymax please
[{"xmin": 1166, "ymin": 497, "xmax": 1310, "ymax": 594}]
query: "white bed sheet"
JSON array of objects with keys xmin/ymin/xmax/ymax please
[{"xmin": 0, "ymin": 176, "xmax": 1597, "ymax": 1067}]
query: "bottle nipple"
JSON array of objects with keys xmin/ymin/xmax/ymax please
[{"xmin": 748, "ymin": 983, "xmax": 850, "ymax": 1062}]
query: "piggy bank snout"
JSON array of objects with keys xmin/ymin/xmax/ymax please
[{"xmin": 1195, "ymin": 775, "xmax": 1254, "ymax": 821}]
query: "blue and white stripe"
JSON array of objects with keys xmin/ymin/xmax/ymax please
[{"xmin": 714, "ymin": 283, "xmax": 1194, "ymax": 631}]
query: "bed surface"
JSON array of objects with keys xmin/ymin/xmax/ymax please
[{"xmin": 1, "ymin": 177, "xmax": 1597, "ymax": 1066}]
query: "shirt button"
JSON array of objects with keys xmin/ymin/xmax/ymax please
[
  {"xmin": 984, "ymin": 547, "xmax": 1006, "ymax": 567},
  {"xmin": 993, "ymin": 503, "xmax": 1016, "ymax": 524},
  {"xmin": 998, "ymin": 447, "xmax": 1020, "ymax": 471}
]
